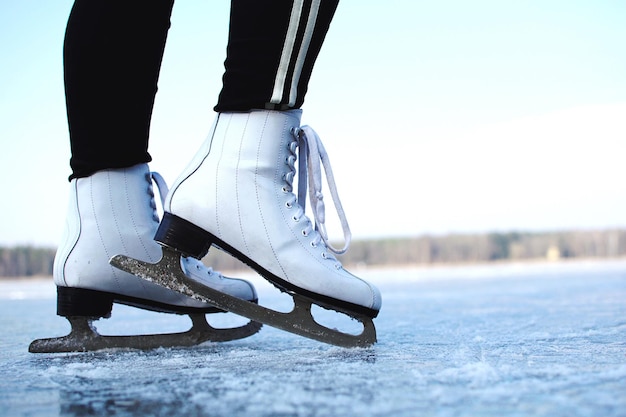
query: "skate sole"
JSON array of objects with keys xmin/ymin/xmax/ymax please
[
  {"xmin": 56, "ymin": 286, "xmax": 246, "ymax": 317},
  {"xmin": 111, "ymin": 248, "xmax": 377, "ymax": 348},
  {"xmin": 155, "ymin": 212, "xmax": 379, "ymax": 319}
]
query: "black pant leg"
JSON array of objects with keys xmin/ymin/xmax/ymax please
[
  {"xmin": 64, "ymin": 0, "xmax": 174, "ymax": 180},
  {"xmin": 215, "ymin": 0, "xmax": 339, "ymax": 112}
]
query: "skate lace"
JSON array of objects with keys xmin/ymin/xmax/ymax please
[
  {"xmin": 149, "ymin": 171, "xmax": 169, "ymax": 211},
  {"xmin": 149, "ymin": 171, "xmax": 222, "ymax": 279},
  {"xmin": 286, "ymin": 126, "xmax": 352, "ymax": 257}
]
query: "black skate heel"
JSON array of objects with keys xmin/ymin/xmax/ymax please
[
  {"xmin": 56, "ymin": 286, "xmax": 114, "ymax": 318},
  {"xmin": 155, "ymin": 212, "xmax": 215, "ymax": 259}
]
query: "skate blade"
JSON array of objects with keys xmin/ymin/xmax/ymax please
[
  {"xmin": 29, "ymin": 314, "xmax": 262, "ymax": 353},
  {"xmin": 110, "ymin": 248, "xmax": 377, "ymax": 348}
]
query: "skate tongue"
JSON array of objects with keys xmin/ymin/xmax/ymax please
[{"xmin": 294, "ymin": 126, "xmax": 351, "ymax": 255}]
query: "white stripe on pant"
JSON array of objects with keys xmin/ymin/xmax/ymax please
[{"xmin": 269, "ymin": 0, "xmax": 321, "ymax": 107}]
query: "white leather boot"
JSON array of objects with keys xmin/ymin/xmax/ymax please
[
  {"xmin": 53, "ymin": 163, "xmax": 257, "ymax": 318},
  {"xmin": 159, "ymin": 110, "xmax": 381, "ymax": 318}
]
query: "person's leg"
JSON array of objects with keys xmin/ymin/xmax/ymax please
[
  {"xmin": 162, "ymin": 0, "xmax": 382, "ymax": 318},
  {"xmin": 55, "ymin": 0, "xmax": 256, "ymax": 321},
  {"xmin": 64, "ymin": 0, "xmax": 172, "ymax": 179}
]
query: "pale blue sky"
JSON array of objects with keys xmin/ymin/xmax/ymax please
[{"xmin": 1, "ymin": 1, "xmax": 625, "ymax": 246}]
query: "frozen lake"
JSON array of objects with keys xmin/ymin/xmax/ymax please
[{"xmin": 1, "ymin": 260, "xmax": 625, "ymax": 417}]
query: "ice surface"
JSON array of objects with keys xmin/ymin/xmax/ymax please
[{"xmin": 1, "ymin": 261, "xmax": 625, "ymax": 417}]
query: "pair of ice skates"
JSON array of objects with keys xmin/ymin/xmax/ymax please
[{"xmin": 30, "ymin": 110, "xmax": 381, "ymax": 353}]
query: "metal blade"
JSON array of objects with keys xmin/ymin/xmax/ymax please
[
  {"xmin": 29, "ymin": 314, "xmax": 262, "ymax": 353},
  {"xmin": 110, "ymin": 248, "xmax": 377, "ymax": 348}
]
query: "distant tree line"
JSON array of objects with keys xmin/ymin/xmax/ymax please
[
  {"xmin": 338, "ymin": 229, "xmax": 626, "ymax": 266},
  {"xmin": 2, "ymin": 229, "xmax": 626, "ymax": 277},
  {"xmin": 0, "ymin": 246, "xmax": 55, "ymax": 278}
]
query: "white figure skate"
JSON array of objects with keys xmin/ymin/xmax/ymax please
[
  {"xmin": 30, "ymin": 164, "xmax": 261, "ymax": 353},
  {"xmin": 111, "ymin": 111, "xmax": 381, "ymax": 347}
]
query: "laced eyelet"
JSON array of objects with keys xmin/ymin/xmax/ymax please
[
  {"xmin": 321, "ymin": 252, "xmax": 328, "ymax": 259},
  {"xmin": 310, "ymin": 242, "xmax": 317, "ymax": 248},
  {"xmin": 285, "ymin": 202, "xmax": 292, "ymax": 209},
  {"xmin": 292, "ymin": 216, "xmax": 299, "ymax": 222}
]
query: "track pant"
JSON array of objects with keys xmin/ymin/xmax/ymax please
[{"xmin": 64, "ymin": 0, "xmax": 339, "ymax": 180}]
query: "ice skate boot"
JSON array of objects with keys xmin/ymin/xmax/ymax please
[
  {"xmin": 30, "ymin": 164, "xmax": 261, "ymax": 353},
  {"xmin": 112, "ymin": 111, "xmax": 381, "ymax": 347}
]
